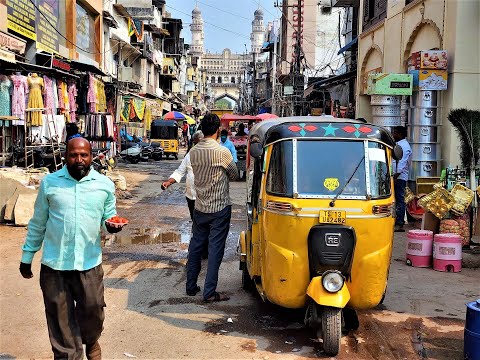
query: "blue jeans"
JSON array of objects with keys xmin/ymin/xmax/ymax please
[
  {"xmin": 394, "ymin": 179, "xmax": 407, "ymax": 226},
  {"xmin": 186, "ymin": 206, "xmax": 232, "ymax": 300}
]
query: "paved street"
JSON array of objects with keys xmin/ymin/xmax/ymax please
[{"xmin": 1, "ymin": 156, "xmax": 478, "ymax": 359}]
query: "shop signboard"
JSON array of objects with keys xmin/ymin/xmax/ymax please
[
  {"xmin": 162, "ymin": 57, "xmax": 176, "ymax": 76},
  {"xmin": 0, "ymin": 30, "xmax": 26, "ymax": 54},
  {"xmin": 52, "ymin": 57, "xmax": 70, "ymax": 71},
  {"xmin": 409, "ymin": 69, "xmax": 448, "ymax": 91},
  {"xmin": 366, "ymin": 73, "xmax": 413, "ymax": 96},
  {"xmin": 36, "ymin": 0, "xmax": 60, "ymax": 53},
  {"xmin": 6, "ymin": 0, "xmax": 37, "ymax": 41},
  {"xmin": 411, "ymin": 50, "xmax": 448, "ymax": 70},
  {"xmin": 0, "ymin": 47, "xmax": 16, "ymax": 63},
  {"xmin": 361, "ymin": 67, "xmax": 382, "ymax": 95}
]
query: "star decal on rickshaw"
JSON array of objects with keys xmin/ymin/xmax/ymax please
[
  {"xmin": 322, "ymin": 123, "xmax": 339, "ymax": 136},
  {"xmin": 288, "ymin": 123, "xmax": 318, "ymax": 137},
  {"xmin": 342, "ymin": 124, "xmax": 373, "ymax": 138}
]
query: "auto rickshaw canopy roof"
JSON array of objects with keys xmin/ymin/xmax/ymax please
[
  {"xmin": 220, "ymin": 114, "xmax": 261, "ymax": 128},
  {"xmin": 248, "ymin": 116, "xmax": 396, "ymax": 148}
]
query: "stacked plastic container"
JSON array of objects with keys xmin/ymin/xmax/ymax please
[
  {"xmin": 433, "ymin": 233, "xmax": 462, "ymax": 272},
  {"xmin": 406, "ymin": 230, "xmax": 434, "ymax": 267},
  {"xmin": 409, "ymin": 90, "xmax": 442, "ymax": 180}
]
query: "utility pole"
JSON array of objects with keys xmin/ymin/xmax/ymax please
[
  {"xmin": 271, "ymin": 25, "xmax": 277, "ymax": 116},
  {"xmin": 293, "ymin": 0, "xmax": 303, "ymax": 116},
  {"xmin": 252, "ymin": 51, "xmax": 257, "ymax": 115}
]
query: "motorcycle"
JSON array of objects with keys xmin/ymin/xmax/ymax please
[{"xmin": 92, "ymin": 148, "xmax": 117, "ymax": 174}]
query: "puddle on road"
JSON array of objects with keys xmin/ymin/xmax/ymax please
[{"xmin": 111, "ymin": 227, "xmax": 191, "ymax": 245}]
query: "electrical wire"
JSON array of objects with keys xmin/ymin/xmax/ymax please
[{"xmin": 196, "ymin": 0, "xmax": 251, "ymax": 21}]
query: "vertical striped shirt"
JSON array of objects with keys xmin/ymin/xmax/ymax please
[{"xmin": 189, "ymin": 138, "xmax": 238, "ymax": 213}]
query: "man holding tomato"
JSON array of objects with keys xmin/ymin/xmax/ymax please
[{"xmin": 19, "ymin": 137, "xmax": 125, "ymax": 360}]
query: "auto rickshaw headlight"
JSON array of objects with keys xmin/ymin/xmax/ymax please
[{"xmin": 322, "ymin": 271, "xmax": 345, "ymax": 293}]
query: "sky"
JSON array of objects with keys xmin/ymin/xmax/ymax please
[{"xmin": 165, "ymin": 0, "xmax": 279, "ymax": 54}]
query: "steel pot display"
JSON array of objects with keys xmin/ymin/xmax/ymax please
[
  {"xmin": 370, "ymin": 95, "xmax": 401, "ymax": 106},
  {"xmin": 409, "ymin": 125, "xmax": 440, "ymax": 143},
  {"xmin": 410, "ymin": 107, "xmax": 439, "ymax": 125},
  {"xmin": 372, "ymin": 116, "xmax": 402, "ymax": 127},
  {"xmin": 372, "ymin": 106, "xmax": 402, "ymax": 116},
  {"xmin": 411, "ymin": 143, "xmax": 442, "ymax": 161},
  {"xmin": 411, "ymin": 90, "xmax": 438, "ymax": 108},
  {"xmin": 409, "ymin": 160, "xmax": 441, "ymax": 180}
]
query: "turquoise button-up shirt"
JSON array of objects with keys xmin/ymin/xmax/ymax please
[{"xmin": 21, "ymin": 166, "xmax": 117, "ymax": 271}]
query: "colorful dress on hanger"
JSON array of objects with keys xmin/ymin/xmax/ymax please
[
  {"xmin": 87, "ymin": 74, "xmax": 97, "ymax": 113},
  {"xmin": 43, "ymin": 76, "xmax": 56, "ymax": 115},
  {"xmin": 26, "ymin": 75, "xmax": 44, "ymax": 126},
  {"xmin": 67, "ymin": 79, "xmax": 78, "ymax": 123},
  {"xmin": 0, "ymin": 78, "xmax": 12, "ymax": 116},
  {"xmin": 11, "ymin": 74, "xmax": 28, "ymax": 124}
]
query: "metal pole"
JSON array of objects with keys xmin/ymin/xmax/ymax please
[
  {"xmin": 272, "ymin": 20, "xmax": 278, "ymax": 116},
  {"xmin": 252, "ymin": 51, "xmax": 257, "ymax": 115}
]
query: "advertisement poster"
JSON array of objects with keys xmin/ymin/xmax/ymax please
[
  {"xmin": 36, "ymin": 0, "xmax": 59, "ymax": 53},
  {"xmin": 6, "ymin": 0, "xmax": 37, "ymax": 41}
]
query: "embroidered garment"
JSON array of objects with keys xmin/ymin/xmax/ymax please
[
  {"xmin": 67, "ymin": 79, "xmax": 78, "ymax": 123},
  {"xmin": 11, "ymin": 74, "xmax": 28, "ymax": 123},
  {"xmin": 0, "ymin": 78, "xmax": 12, "ymax": 116},
  {"xmin": 43, "ymin": 76, "xmax": 56, "ymax": 114},
  {"xmin": 26, "ymin": 75, "xmax": 44, "ymax": 126}
]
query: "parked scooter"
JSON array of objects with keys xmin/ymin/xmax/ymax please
[{"xmin": 119, "ymin": 143, "xmax": 142, "ymax": 164}]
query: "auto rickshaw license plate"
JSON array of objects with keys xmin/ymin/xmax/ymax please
[{"xmin": 319, "ymin": 210, "xmax": 346, "ymax": 224}]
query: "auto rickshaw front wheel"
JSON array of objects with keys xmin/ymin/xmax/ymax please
[
  {"xmin": 241, "ymin": 263, "xmax": 254, "ymax": 291},
  {"xmin": 319, "ymin": 306, "xmax": 342, "ymax": 356},
  {"xmin": 174, "ymin": 153, "xmax": 178, "ymax": 160}
]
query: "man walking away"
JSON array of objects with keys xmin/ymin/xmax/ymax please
[
  {"xmin": 19, "ymin": 137, "xmax": 123, "ymax": 360},
  {"xmin": 219, "ymin": 129, "xmax": 238, "ymax": 164},
  {"xmin": 187, "ymin": 114, "xmax": 238, "ymax": 302},
  {"xmin": 392, "ymin": 126, "xmax": 412, "ymax": 232}
]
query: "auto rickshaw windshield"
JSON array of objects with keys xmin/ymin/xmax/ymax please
[{"xmin": 266, "ymin": 140, "xmax": 391, "ymax": 199}]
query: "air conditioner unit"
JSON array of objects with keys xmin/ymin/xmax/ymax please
[{"xmin": 118, "ymin": 66, "xmax": 133, "ymax": 82}]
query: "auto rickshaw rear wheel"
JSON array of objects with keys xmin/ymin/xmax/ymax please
[
  {"xmin": 319, "ymin": 306, "xmax": 341, "ymax": 356},
  {"xmin": 174, "ymin": 153, "xmax": 178, "ymax": 160}
]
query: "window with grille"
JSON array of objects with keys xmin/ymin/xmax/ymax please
[{"xmin": 363, "ymin": 0, "xmax": 387, "ymax": 31}]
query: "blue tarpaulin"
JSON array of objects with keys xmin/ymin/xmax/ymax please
[{"xmin": 337, "ymin": 37, "xmax": 358, "ymax": 55}]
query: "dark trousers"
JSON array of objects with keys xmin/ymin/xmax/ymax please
[
  {"xmin": 395, "ymin": 179, "xmax": 407, "ymax": 226},
  {"xmin": 40, "ymin": 264, "xmax": 106, "ymax": 360},
  {"xmin": 186, "ymin": 206, "xmax": 231, "ymax": 299},
  {"xmin": 186, "ymin": 197, "xmax": 195, "ymax": 221}
]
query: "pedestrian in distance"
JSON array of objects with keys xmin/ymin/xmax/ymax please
[
  {"xmin": 186, "ymin": 113, "xmax": 238, "ymax": 302},
  {"xmin": 19, "ymin": 137, "xmax": 124, "ymax": 360},
  {"xmin": 162, "ymin": 130, "xmax": 204, "ymax": 222},
  {"xmin": 219, "ymin": 129, "xmax": 238, "ymax": 164},
  {"xmin": 392, "ymin": 126, "xmax": 412, "ymax": 232},
  {"xmin": 188, "ymin": 120, "xmax": 197, "ymax": 150},
  {"xmin": 182, "ymin": 120, "xmax": 189, "ymax": 147}
]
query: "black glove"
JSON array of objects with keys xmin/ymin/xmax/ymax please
[
  {"xmin": 19, "ymin": 262, "xmax": 33, "ymax": 279},
  {"xmin": 105, "ymin": 222, "xmax": 122, "ymax": 234}
]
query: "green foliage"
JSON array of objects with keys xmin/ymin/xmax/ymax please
[
  {"xmin": 447, "ymin": 109, "xmax": 480, "ymax": 168},
  {"xmin": 215, "ymin": 99, "xmax": 233, "ymax": 110}
]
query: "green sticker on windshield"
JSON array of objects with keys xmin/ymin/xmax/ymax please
[{"xmin": 324, "ymin": 178, "xmax": 340, "ymax": 191}]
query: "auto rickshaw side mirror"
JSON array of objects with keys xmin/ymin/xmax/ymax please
[
  {"xmin": 249, "ymin": 142, "xmax": 263, "ymax": 159},
  {"xmin": 393, "ymin": 145, "xmax": 403, "ymax": 161}
]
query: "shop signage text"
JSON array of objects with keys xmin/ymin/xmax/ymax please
[
  {"xmin": 52, "ymin": 58, "xmax": 70, "ymax": 71},
  {"xmin": 0, "ymin": 30, "xmax": 26, "ymax": 54},
  {"xmin": 6, "ymin": 0, "xmax": 37, "ymax": 41},
  {"xmin": 36, "ymin": 0, "xmax": 60, "ymax": 53}
]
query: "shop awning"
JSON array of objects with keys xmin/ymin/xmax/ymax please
[
  {"xmin": 304, "ymin": 70, "xmax": 357, "ymax": 97},
  {"xmin": 0, "ymin": 48, "xmax": 16, "ymax": 63},
  {"xmin": 337, "ymin": 37, "xmax": 358, "ymax": 55},
  {"xmin": 70, "ymin": 60, "xmax": 107, "ymax": 76},
  {"xmin": 12, "ymin": 60, "xmax": 80, "ymax": 78}
]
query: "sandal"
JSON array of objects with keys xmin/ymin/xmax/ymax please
[
  {"xmin": 186, "ymin": 285, "xmax": 201, "ymax": 296},
  {"xmin": 204, "ymin": 292, "xmax": 230, "ymax": 303}
]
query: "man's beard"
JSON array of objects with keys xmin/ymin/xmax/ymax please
[{"xmin": 67, "ymin": 164, "xmax": 89, "ymax": 179}]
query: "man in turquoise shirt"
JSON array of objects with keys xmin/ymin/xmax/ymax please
[
  {"xmin": 20, "ymin": 137, "xmax": 124, "ymax": 360},
  {"xmin": 219, "ymin": 129, "xmax": 238, "ymax": 163}
]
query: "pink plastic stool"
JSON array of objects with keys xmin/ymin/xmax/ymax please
[
  {"xmin": 433, "ymin": 233, "xmax": 462, "ymax": 272},
  {"xmin": 406, "ymin": 230, "xmax": 434, "ymax": 267}
]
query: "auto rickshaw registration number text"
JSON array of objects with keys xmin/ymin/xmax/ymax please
[{"xmin": 319, "ymin": 210, "xmax": 346, "ymax": 224}]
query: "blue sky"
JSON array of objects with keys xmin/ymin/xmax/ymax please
[{"xmin": 165, "ymin": 0, "xmax": 278, "ymax": 54}]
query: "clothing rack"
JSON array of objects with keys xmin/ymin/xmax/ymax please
[
  {"xmin": 0, "ymin": 116, "xmax": 19, "ymax": 166},
  {"xmin": 84, "ymin": 112, "xmax": 114, "ymax": 141}
]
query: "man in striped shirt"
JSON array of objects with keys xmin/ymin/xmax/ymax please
[{"xmin": 187, "ymin": 114, "xmax": 238, "ymax": 302}]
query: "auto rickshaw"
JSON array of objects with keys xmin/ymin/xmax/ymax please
[
  {"xmin": 239, "ymin": 116, "xmax": 403, "ymax": 355},
  {"xmin": 150, "ymin": 119, "xmax": 179, "ymax": 160}
]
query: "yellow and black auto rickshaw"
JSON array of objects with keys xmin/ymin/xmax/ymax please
[
  {"xmin": 239, "ymin": 116, "xmax": 403, "ymax": 355},
  {"xmin": 150, "ymin": 119, "xmax": 179, "ymax": 160}
]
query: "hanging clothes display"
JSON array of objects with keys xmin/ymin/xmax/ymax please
[
  {"xmin": 11, "ymin": 74, "xmax": 28, "ymax": 124},
  {"xmin": 67, "ymin": 79, "xmax": 78, "ymax": 123},
  {"xmin": 26, "ymin": 73, "xmax": 45, "ymax": 126},
  {"xmin": 57, "ymin": 79, "xmax": 70, "ymax": 121},
  {"xmin": 43, "ymin": 76, "xmax": 56, "ymax": 115},
  {"xmin": 87, "ymin": 73, "xmax": 97, "ymax": 113},
  {"xmin": 77, "ymin": 75, "xmax": 88, "ymax": 115},
  {"xmin": 0, "ymin": 76, "xmax": 12, "ymax": 116},
  {"xmin": 84, "ymin": 114, "xmax": 114, "ymax": 140}
]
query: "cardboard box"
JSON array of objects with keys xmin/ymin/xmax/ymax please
[
  {"xmin": 412, "ymin": 50, "xmax": 448, "ymax": 70},
  {"xmin": 421, "ymin": 211, "xmax": 440, "ymax": 233},
  {"xmin": 366, "ymin": 73, "xmax": 413, "ymax": 96},
  {"xmin": 410, "ymin": 69, "xmax": 448, "ymax": 91}
]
